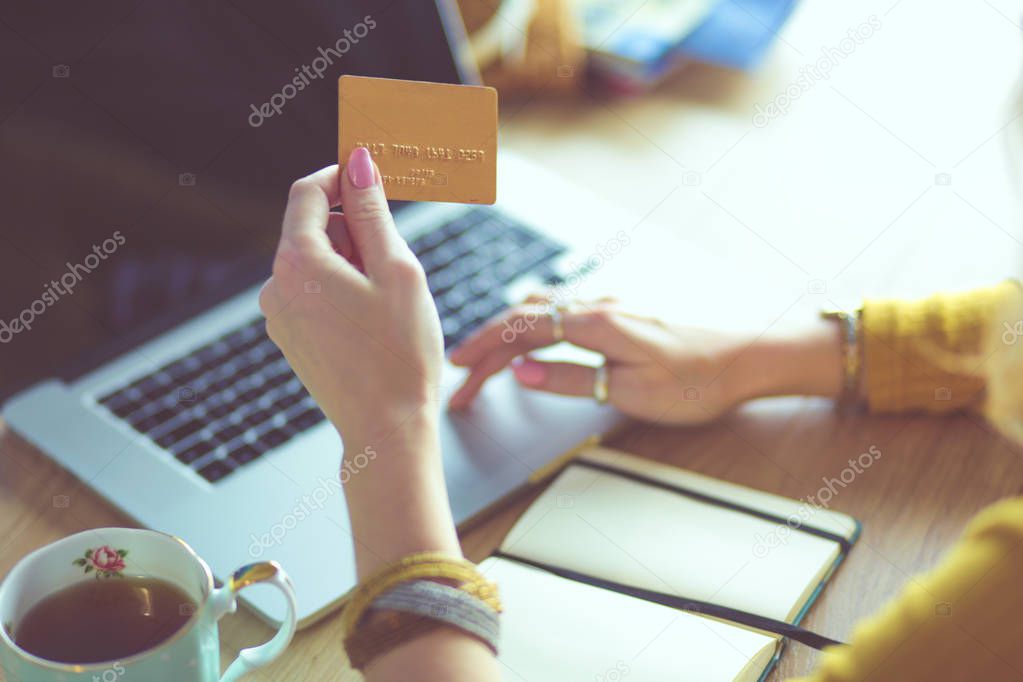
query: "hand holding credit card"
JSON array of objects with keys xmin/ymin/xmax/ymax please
[{"xmin": 338, "ymin": 75, "xmax": 498, "ymax": 204}]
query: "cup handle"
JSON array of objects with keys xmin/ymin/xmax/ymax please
[{"xmin": 210, "ymin": 561, "xmax": 298, "ymax": 682}]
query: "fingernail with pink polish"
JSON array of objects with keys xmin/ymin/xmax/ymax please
[
  {"xmin": 347, "ymin": 147, "xmax": 377, "ymax": 189},
  {"xmin": 513, "ymin": 358, "xmax": 546, "ymax": 386}
]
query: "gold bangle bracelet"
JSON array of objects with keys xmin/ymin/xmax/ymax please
[{"xmin": 340, "ymin": 552, "xmax": 501, "ymax": 638}]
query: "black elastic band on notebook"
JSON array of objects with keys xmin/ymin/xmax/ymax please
[
  {"xmin": 492, "ymin": 552, "xmax": 843, "ymax": 651},
  {"xmin": 572, "ymin": 459, "xmax": 853, "ymax": 553}
]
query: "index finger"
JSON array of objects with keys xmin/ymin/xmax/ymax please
[
  {"xmin": 280, "ymin": 165, "xmax": 342, "ymax": 253},
  {"xmin": 449, "ymin": 302, "xmax": 630, "ymax": 368}
]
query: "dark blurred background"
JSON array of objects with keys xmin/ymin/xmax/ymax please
[{"xmin": 0, "ymin": 0, "xmax": 464, "ymax": 398}]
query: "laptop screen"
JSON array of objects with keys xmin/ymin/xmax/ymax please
[{"xmin": 0, "ymin": 1, "xmax": 470, "ymax": 400}]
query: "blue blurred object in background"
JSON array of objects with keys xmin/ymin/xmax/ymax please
[
  {"xmin": 575, "ymin": 0, "xmax": 800, "ymax": 92},
  {"xmin": 678, "ymin": 0, "xmax": 800, "ymax": 71}
]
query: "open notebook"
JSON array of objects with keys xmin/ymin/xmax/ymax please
[{"xmin": 483, "ymin": 446, "xmax": 860, "ymax": 682}]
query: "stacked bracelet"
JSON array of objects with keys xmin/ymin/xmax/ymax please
[
  {"xmin": 374, "ymin": 580, "xmax": 501, "ymax": 644},
  {"xmin": 341, "ymin": 552, "xmax": 502, "ymax": 671},
  {"xmin": 820, "ymin": 308, "xmax": 863, "ymax": 407}
]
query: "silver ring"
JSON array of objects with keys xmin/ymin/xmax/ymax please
[
  {"xmin": 549, "ymin": 305, "xmax": 566, "ymax": 343},
  {"xmin": 593, "ymin": 363, "xmax": 609, "ymax": 404}
]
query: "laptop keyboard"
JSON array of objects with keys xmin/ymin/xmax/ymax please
[
  {"xmin": 97, "ymin": 206, "xmax": 566, "ymax": 483},
  {"xmin": 411, "ymin": 207, "xmax": 566, "ymax": 348},
  {"xmin": 98, "ymin": 318, "xmax": 324, "ymax": 483}
]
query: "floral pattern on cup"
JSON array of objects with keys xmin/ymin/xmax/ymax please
[{"xmin": 72, "ymin": 546, "xmax": 128, "ymax": 578}]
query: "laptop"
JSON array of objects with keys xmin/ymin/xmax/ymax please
[{"xmin": 0, "ymin": 0, "xmax": 641, "ymax": 626}]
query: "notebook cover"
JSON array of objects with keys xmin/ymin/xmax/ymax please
[
  {"xmin": 756, "ymin": 517, "xmax": 861, "ymax": 681},
  {"xmin": 495, "ymin": 449, "xmax": 862, "ymax": 681}
]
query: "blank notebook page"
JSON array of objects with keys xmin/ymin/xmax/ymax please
[
  {"xmin": 484, "ymin": 556, "xmax": 778, "ymax": 682},
  {"xmin": 499, "ymin": 449, "xmax": 852, "ymax": 623}
]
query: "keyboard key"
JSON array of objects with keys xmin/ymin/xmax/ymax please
[
  {"xmin": 129, "ymin": 405, "xmax": 179, "ymax": 432},
  {"xmin": 205, "ymin": 375, "xmax": 238, "ymax": 395},
  {"xmin": 228, "ymin": 443, "xmax": 266, "ymax": 466},
  {"xmin": 509, "ymin": 224, "xmax": 540, "ymax": 247},
  {"xmin": 427, "ymin": 267, "xmax": 460, "ymax": 294},
  {"xmin": 480, "ymin": 237, "xmax": 519, "ymax": 262},
  {"xmin": 493, "ymin": 258, "xmax": 525, "ymax": 283},
  {"xmin": 253, "ymin": 351, "xmax": 286, "ymax": 372},
  {"xmin": 235, "ymin": 386, "xmax": 263, "ymax": 405},
  {"xmin": 265, "ymin": 371, "xmax": 293, "ymax": 389},
  {"xmin": 214, "ymin": 422, "xmax": 248, "ymax": 443},
  {"xmin": 457, "ymin": 226, "xmax": 489, "ymax": 250},
  {"xmin": 193, "ymin": 342, "xmax": 227, "ymax": 365},
  {"xmin": 441, "ymin": 316, "xmax": 462, "ymax": 338},
  {"xmin": 437, "ymin": 287, "xmax": 468, "ymax": 314},
  {"xmin": 221, "ymin": 328, "xmax": 250, "ymax": 349},
  {"xmin": 166, "ymin": 355, "xmax": 202, "ymax": 382},
  {"xmin": 135, "ymin": 375, "xmax": 170, "ymax": 399},
  {"xmin": 197, "ymin": 459, "xmax": 235, "ymax": 483},
  {"xmin": 292, "ymin": 407, "xmax": 325, "ymax": 431},
  {"xmin": 258, "ymin": 428, "xmax": 290, "ymax": 449},
  {"xmin": 99, "ymin": 389, "xmax": 126, "ymax": 406},
  {"xmin": 238, "ymin": 335, "xmax": 270, "ymax": 357},
  {"xmin": 468, "ymin": 273, "xmax": 498, "ymax": 296},
  {"xmin": 155, "ymin": 419, "xmax": 205, "ymax": 448},
  {"xmin": 273, "ymin": 391, "xmax": 306, "ymax": 412},
  {"xmin": 206, "ymin": 401, "xmax": 235, "ymax": 420},
  {"xmin": 174, "ymin": 439, "xmax": 219, "ymax": 464},
  {"xmin": 109, "ymin": 398, "xmax": 145, "ymax": 419},
  {"xmin": 244, "ymin": 408, "xmax": 275, "ymax": 428}
]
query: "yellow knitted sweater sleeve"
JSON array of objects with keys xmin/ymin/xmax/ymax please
[
  {"xmin": 861, "ymin": 281, "xmax": 1020, "ymax": 413},
  {"xmin": 789, "ymin": 281, "xmax": 1023, "ymax": 681},
  {"xmin": 789, "ymin": 497, "xmax": 1023, "ymax": 682}
]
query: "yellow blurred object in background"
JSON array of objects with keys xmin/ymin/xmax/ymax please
[{"xmin": 457, "ymin": 0, "xmax": 584, "ymax": 96}]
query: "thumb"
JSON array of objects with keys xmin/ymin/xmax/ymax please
[{"xmin": 339, "ymin": 146, "xmax": 406, "ymax": 277}]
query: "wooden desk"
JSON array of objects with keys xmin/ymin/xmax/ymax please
[
  {"xmin": 4, "ymin": 0, "xmax": 1023, "ymax": 679},
  {"xmin": 3, "ymin": 407, "xmax": 1023, "ymax": 680}
]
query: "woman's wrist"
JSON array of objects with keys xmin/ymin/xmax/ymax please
[
  {"xmin": 728, "ymin": 318, "xmax": 844, "ymax": 403},
  {"xmin": 340, "ymin": 410, "xmax": 462, "ymax": 577},
  {"xmin": 339, "ymin": 403, "xmax": 441, "ymax": 465}
]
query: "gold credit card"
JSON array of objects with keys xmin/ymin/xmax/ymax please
[{"xmin": 338, "ymin": 75, "xmax": 498, "ymax": 204}]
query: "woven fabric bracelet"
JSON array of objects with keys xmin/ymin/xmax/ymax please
[
  {"xmin": 372, "ymin": 579, "xmax": 501, "ymax": 647},
  {"xmin": 340, "ymin": 552, "xmax": 500, "ymax": 639},
  {"xmin": 345, "ymin": 580, "xmax": 502, "ymax": 670}
]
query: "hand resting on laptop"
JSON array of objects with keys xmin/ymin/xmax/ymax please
[{"xmin": 448, "ymin": 297, "xmax": 846, "ymax": 420}]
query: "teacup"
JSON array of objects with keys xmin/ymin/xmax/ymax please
[{"xmin": 0, "ymin": 528, "xmax": 297, "ymax": 681}]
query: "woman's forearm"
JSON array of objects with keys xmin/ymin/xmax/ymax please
[
  {"xmin": 362, "ymin": 628, "xmax": 501, "ymax": 682},
  {"xmin": 340, "ymin": 413, "xmax": 502, "ymax": 682},
  {"xmin": 341, "ymin": 411, "xmax": 461, "ymax": 577}
]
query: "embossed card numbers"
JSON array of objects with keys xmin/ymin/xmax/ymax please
[{"xmin": 338, "ymin": 75, "xmax": 498, "ymax": 204}]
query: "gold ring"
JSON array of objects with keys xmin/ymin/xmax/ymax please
[
  {"xmin": 593, "ymin": 363, "xmax": 609, "ymax": 404},
  {"xmin": 549, "ymin": 305, "xmax": 566, "ymax": 343}
]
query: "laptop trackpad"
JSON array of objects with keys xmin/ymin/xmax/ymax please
[{"xmin": 438, "ymin": 363, "xmax": 620, "ymax": 522}]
